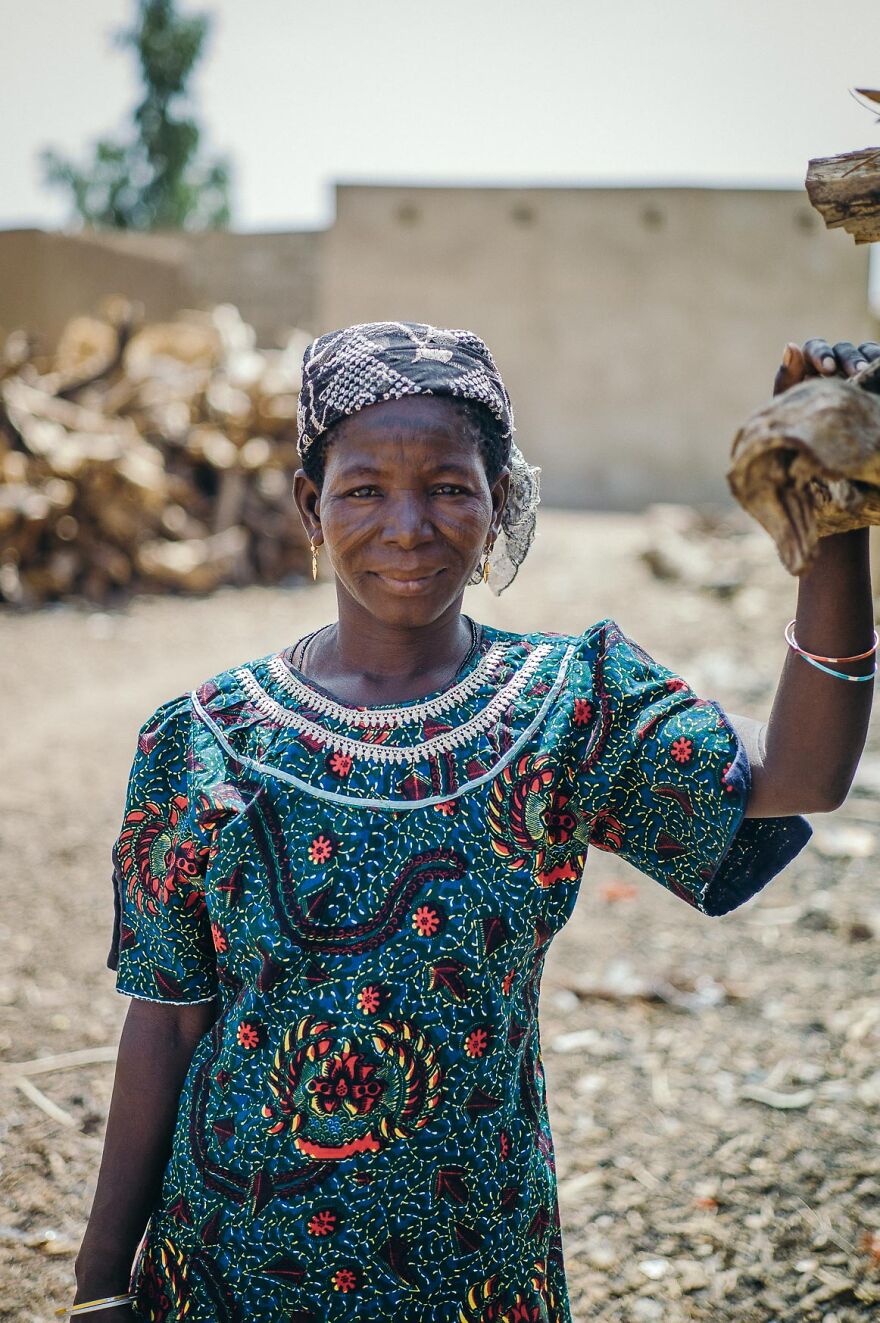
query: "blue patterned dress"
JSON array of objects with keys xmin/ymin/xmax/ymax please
[{"xmin": 108, "ymin": 618, "xmax": 810, "ymax": 1323}]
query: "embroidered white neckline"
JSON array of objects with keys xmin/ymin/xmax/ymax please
[
  {"xmin": 192, "ymin": 642, "xmax": 578, "ymax": 811},
  {"xmin": 265, "ymin": 638, "xmax": 508, "ymax": 728},
  {"xmin": 232, "ymin": 642, "xmax": 553, "ymax": 767}
]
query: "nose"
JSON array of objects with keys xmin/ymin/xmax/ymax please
[{"xmin": 380, "ymin": 491, "xmax": 434, "ymax": 548}]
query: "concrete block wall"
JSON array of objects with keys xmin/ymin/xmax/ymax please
[{"xmin": 321, "ymin": 186, "xmax": 874, "ymax": 509}]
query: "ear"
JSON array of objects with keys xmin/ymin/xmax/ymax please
[
  {"xmin": 489, "ymin": 466, "xmax": 511, "ymax": 538},
  {"xmin": 292, "ymin": 469, "xmax": 322, "ymax": 543}
]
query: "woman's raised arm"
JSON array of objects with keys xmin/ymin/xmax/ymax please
[{"xmin": 728, "ymin": 337, "xmax": 876, "ymax": 818}]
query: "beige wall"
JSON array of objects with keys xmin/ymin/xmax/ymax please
[
  {"xmin": 1, "ymin": 187, "xmax": 873, "ymax": 508},
  {"xmin": 0, "ymin": 228, "xmax": 321, "ymax": 350},
  {"xmin": 0, "ymin": 230, "xmax": 187, "ymax": 349},
  {"xmin": 177, "ymin": 230, "xmax": 322, "ymax": 343},
  {"xmin": 321, "ymin": 185, "xmax": 875, "ymax": 508}
]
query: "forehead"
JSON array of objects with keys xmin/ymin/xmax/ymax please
[{"xmin": 325, "ymin": 396, "xmax": 479, "ymax": 472}]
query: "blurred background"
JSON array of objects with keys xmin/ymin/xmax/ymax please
[
  {"xmin": 3, "ymin": 5, "xmax": 880, "ymax": 1322},
  {"xmin": 3, "ymin": 0, "xmax": 880, "ymax": 604}
]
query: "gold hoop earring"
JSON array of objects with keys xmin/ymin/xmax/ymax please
[{"xmin": 310, "ymin": 536, "xmax": 320, "ymax": 581}]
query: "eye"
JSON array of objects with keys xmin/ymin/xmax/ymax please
[
  {"xmin": 347, "ymin": 486, "xmax": 380, "ymax": 498},
  {"xmin": 433, "ymin": 484, "xmax": 468, "ymax": 495}
]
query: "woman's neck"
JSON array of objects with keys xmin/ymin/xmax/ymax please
[{"xmin": 301, "ymin": 605, "xmax": 477, "ymax": 705}]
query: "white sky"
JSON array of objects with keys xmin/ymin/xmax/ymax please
[{"xmin": 3, "ymin": 0, "xmax": 880, "ymax": 231}]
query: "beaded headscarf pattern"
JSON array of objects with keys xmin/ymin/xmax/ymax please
[{"xmin": 296, "ymin": 321, "xmax": 541, "ymax": 594}]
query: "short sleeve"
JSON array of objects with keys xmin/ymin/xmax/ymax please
[
  {"xmin": 574, "ymin": 620, "xmax": 812, "ymax": 917},
  {"xmin": 107, "ymin": 694, "xmax": 218, "ymax": 1002}
]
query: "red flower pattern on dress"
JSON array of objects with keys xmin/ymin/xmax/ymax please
[
  {"xmin": 308, "ymin": 833, "xmax": 335, "ymax": 864},
  {"xmin": 721, "ymin": 761, "xmax": 736, "ymax": 793},
  {"xmin": 332, "ymin": 1268, "xmax": 358, "ymax": 1293},
  {"xmin": 307, "ymin": 1208, "xmax": 338, "ymax": 1237},
  {"xmin": 433, "ymin": 799, "xmax": 457, "ymax": 816},
  {"xmin": 665, "ymin": 676, "xmax": 688, "ymax": 693},
  {"xmin": 356, "ymin": 984, "xmax": 383, "ymax": 1015},
  {"xmin": 326, "ymin": 751, "xmax": 352, "ymax": 778},
  {"xmin": 670, "ymin": 736, "xmax": 694, "ymax": 765},
  {"xmin": 236, "ymin": 1020, "xmax": 263, "ymax": 1050},
  {"xmin": 498, "ymin": 1129, "xmax": 511, "ymax": 1160},
  {"xmin": 412, "ymin": 905, "xmax": 443, "ymax": 936},
  {"xmin": 307, "ymin": 1048, "xmax": 385, "ymax": 1117},
  {"xmin": 501, "ymin": 968, "xmax": 516, "ymax": 996},
  {"xmin": 210, "ymin": 922, "xmax": 228, "ymax": 954},
  {"xmin": 464, "ymin": 1026, "xmax": 491, "ymax": 1059},
  {"xmin": 572, "ymin": 697, "xmax": 593, "ymax": 725}
]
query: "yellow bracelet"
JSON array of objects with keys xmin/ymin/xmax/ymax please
[{"xmin": 54, "ymin": 1294, "xmax": 136, "ymax": 1317}]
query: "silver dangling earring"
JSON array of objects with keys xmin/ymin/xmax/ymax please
[{"xmin": 310, "ymin": 536, "xmax": 320, "ymax": 581}]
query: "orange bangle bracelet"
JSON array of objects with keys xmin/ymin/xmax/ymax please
[{"xmin": 785, "ymin": 619, "xmax": 879, "ymax": 664}]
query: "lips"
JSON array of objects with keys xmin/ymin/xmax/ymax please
[
  {"xmin": 371, "ymin": 568, "xmax": 445, "ymax": 594},
  {"xmin": 371, "ymin": 569, "xmax": 443, "ymax": 581}
]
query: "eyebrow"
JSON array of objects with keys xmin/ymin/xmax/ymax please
[{"xmin": 333, "ymin": 461, "xmax": 475, "ymax": 480}]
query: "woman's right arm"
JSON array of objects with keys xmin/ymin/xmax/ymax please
[{"xmin": 70, "ymin": 996, "xmax": 218, "ymax": 1317}]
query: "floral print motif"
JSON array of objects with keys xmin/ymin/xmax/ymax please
[
  {"xmin": 307, "ymin": 833, "xmax": 335, "ymax": 864},
  {"xmin": 236, "ymin": 1019, "xmax": 263, "ymax": 1050},
  {"xmin": 326, "ymin": 750, "xmax": 352, "ymax": 778},
  {"xmin": 108, "ymin": 619, "xmax": 811, "ymax": 1322},
  {"xmin": 670, "ymin": 736, "xmax": 694, "ymax": 765},
  {"xmin": 412, "ymin": 904, "xmax": 444, "ymax": 936},
  {"xmin": 307, "ymin": 1208, "xmax": 338, "ymax": 1237},
  {"xmin": 464, "ymin": 1025, "xmax": 492, "ymax": 1059},
  {"xmin": 356, "ymin": 983, "xmax": 383, "ymax": 1015},
  {"xmin": 572, "ymin": 697, "xmax": 593, "ymax": 725},
  {"xmin": 331, "ymin": 1268, "xmax": 358, "ymax": 1293}
]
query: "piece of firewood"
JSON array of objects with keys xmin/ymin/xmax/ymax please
[
  {"xmin": 728, "ymin": 357, "xmax": 880, "ymax": 574},
  {"xmin": 805, "ymin": 147, "xmax": 880, "ymax": 243}
]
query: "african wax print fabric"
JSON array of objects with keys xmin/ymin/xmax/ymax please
[
  {"xmin": 108, "ymin": 618, "xmax": 811, "ymax": 1323},
  {"xmin": 296, "ymin": 322, "xmax": 541, "ymax": 595}
]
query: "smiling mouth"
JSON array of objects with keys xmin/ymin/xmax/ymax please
[{"xmin": 372, "ymin": 569, "xmax": 445, "ymax": 592}]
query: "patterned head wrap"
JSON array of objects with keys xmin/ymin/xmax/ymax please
[{"xmin": 296, "ymin": 321, "xmax": 541, "ymax": 594}]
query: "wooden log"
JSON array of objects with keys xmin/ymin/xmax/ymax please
[
  {"xmin": 728, "ymin": 357, "xmax": 880, "ymax": 574},
  {"xmin": 805, "ymin": 147, "xmax": 880, "ymax": 243}
]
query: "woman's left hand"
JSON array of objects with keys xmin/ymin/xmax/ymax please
[{"xmin": 773, "ymin": 336, "xmax": 880, "ymax": 397}]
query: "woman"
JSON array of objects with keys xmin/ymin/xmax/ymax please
[{"xmin": 67, "ymin": 322, "xmax": 875, "ymax": 1322}]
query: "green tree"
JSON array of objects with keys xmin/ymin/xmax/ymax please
[{"xmin": 41, "ymin": 0, "xmax": 232, "ymax": 230}]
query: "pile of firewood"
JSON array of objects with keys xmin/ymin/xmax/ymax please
[{"xmin": 0, "ymin": 299, "xmax": 313, "ymax": 606}]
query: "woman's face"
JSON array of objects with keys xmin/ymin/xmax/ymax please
[{"xmin": 293, "ymin": 396, "xmax": 510, "ymax": 625}]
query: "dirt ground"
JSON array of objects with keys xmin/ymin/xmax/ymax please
[{"xmin": 1, "ymin": 507, "xmax": 879, "ymax": 1323}]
